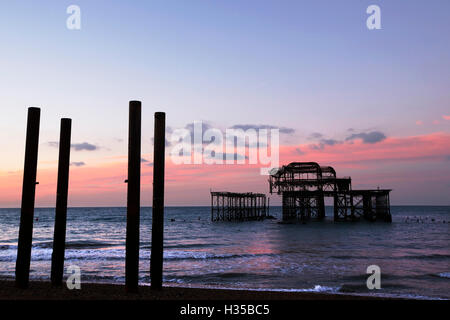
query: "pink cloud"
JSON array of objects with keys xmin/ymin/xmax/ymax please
[
  {"xmin": 443, "ymin": 115, "xmax": 450, "ymax": 121},
  {"xmin": 1, "ymin": 132, "xmax": 449, "ymax": 207},
  {"xmin": 279, "ymin": 132, "xmax": 450, "ymax": 167}
]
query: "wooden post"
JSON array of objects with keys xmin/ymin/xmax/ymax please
[
  {"xmin": 16, "ymin": 107, "xmax": 41, "ymax": 288},
  {"xmin": 126, "ymin": 101, "xmax": 142, "ymax": 292},
  {"xmin": 150, "ymin": 112, "xmax": 165, "ymax": 290},
  {"xmin": 51, "ymin": 118, "xmax": 72, "ymax": 286}
]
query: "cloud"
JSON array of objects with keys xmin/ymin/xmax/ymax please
[
  {"xmin": 141, "ymin": 158, "xmax": 154, "ymax": 166},
  {"xmin": 416, "ymin": 120, "xmax": 423, "ymax": 126},
  {"xmin": 185, "ymin": 122, "xmax": 212, "ymax": 134},
  {"xmin": 295, "ymin": 148, "xmax": 306, "ymax": 155},
  {"xmin": 305, "ymin": 131, "xmax": 386, "ymax": 150},
  {"xmin": 309, "ymin": 138, "xmax": 341, "ymax": 150},
  {"xmin": 443, "ymin": 115, "xmax": 450, "ymax": 121},
  {"xmin": 230, "ymin": 124, "xmax": 295, "ymax": 134},
  {"xmin": 165, "ymin": 122, "xmax": 211, "ymax": 148},
  {"xmin": 280, "ymin": 132, "xmax": 450, "ymax": 167},
  {"xmin": 4, "ymin": 132, "xmax": 450, "ymax": 207},
  {"xmin": 203, "ymin": 152, "xmax": 248, "ymax": 161},
  {"xmin": 47, "ymin": 141, "xmax": 59, "ymax": 148},
  {"xmin": 70, "ymin": 162, "xmax": 86, "ymax": 167},
  {"xmin": 308, "ymin": 132, "xmax": 323, "ymax": 139},
  {"xmin": 346, "ymin": 131, "xmax": 386, "ymax": 144},
  {"xmin": 71, "ymin": 142, "xmax": 99, "ymax": 151},
  {"xmin": 321, "ymin": 139, "xmax": 340, "ymax": 146},
  {"xmin": 48, "ymin": 141, "xmax": 100, "ymax": 151}
]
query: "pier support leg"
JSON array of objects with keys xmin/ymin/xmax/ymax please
[
  {"xmin": 51, "ymin": 118, "xmax": 72, "ymax": 286},
  {"xmin": 16, "ymin": 107, "xmax": 41, "ymax": 288},
  {"xmin": 333, "ymin": 195, "xmax": 339, "ymax": 221},
  {"xmin": 318, "ymin": 192, "xmax": 325, "ymax": 220},
  {"xmin": 126, "ymin": 101, "xmax": 141, "ymax": 292},
  {"xmin": 150, "ymin": 112, "xmax": 166, "ymax": 290}
]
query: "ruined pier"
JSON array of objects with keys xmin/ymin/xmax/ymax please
[
  {"xmin": 211, "ymin": 192, "xmax": 268, "ymax": 221},
  {"xmin": 269, "ymin": 162, "xmax": 391, "ymax": 222}
]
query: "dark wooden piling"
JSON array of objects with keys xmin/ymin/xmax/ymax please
[
  {"xmin": 50, "ymin": 118, "xmax": 72, "ymax": 286},
  {"xmin": 15, "ymin": 107, "xmax": 41, "ymax": 288},
  {"xmin": 126, "ymin": 101, "xmax": 142, "ymax": 292},
  {"xmin": 150, "ymin": 112, "xmax": 166, "ymax": 290}
]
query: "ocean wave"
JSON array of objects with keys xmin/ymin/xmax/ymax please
[
  {"xmin": 164, "ymin": 281, "xmax": 341, "ymax": 294},
  {"xmin": 0, "ymin": 248, "xmax": 126, "ymax": 262},
  {"xmin": 168, "ymin": 284, "xmax": 447, "ymax": 299},
  {"xmin": 339, "ymin": 282, "xmax": 412, "ymax": 293},
  {"xmin": 330, "ymin": 255, "xmax": 362, "ymax": 260},
  {"xmin": 331, "ymin": 253, "xmax": 450, "ymax": 261},
  {"xmin": 342, "ymin": 272, "xmax": 448, "ymax": 283},
  {"xmin": 165, "ymin": 272, "xmax": 258, "ymax": 282},
  {"xmin": 142, "ymin": 243, "xmax": 221, "ymax": 250},
  {"xmin": 163, "ymin": 251, "xmax": 274, "ymax": 261},
  {"xmin": 34, "ymin": 240, "xmax": 117, "ymax": 249},
  {"xmin": 0, "ymin": 248, "xmax": 272, "ymax": 263},
  {"xmin": 279, "ymin": 285, "xmax": 341, "ymax": 293},
  {"xmin": 356, "ymin": 292, "xmax": 448, "ymax": 300},
  {"xmin": 231, "ymin": 285, "xmax": 341, "ymax": 294},
  {"xmin": 436, "ymin": 272, "xmax": 450, "ymax": 279},
  {"xmin": 407, "ymin": 254, "xmax": 450, "ymax": 261}
]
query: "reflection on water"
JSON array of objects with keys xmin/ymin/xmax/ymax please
[{"xmin": 0, "ymin": 206, "xmax": 448, "ymax": 299}]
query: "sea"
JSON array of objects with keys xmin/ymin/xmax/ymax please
[{"xmin": 0, "ymin": 206, "xmax": 448, "ymax": 299}]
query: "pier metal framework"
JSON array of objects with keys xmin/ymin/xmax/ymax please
[
  {"xmin": 269, "ymin": 162, "xmax": 391, "ymax": 222},
  {"xmin": 211, "ymin": 192, "xmax": 268, "ymax": 221}
]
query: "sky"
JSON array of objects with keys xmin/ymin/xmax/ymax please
[{"xmin": 0, "ymin": 0, "xmax": 449, "ymax": 207}]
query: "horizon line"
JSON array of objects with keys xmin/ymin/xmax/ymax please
[{"xmin": 1, "ymin": 204, "xmax": 450, "ymax": 210}]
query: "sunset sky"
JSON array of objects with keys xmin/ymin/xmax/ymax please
[{"xmin": 1, "ymin": 0, "xmax": 449, "ymax": 207}]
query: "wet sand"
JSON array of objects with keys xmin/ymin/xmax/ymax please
[{"xmin": 0, "ymin": 280, "xmax": 394, "ymax": 300}]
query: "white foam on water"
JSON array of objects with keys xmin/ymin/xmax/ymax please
[
  {"xmin": 349, "ymin": 292, "xmax": 448, "ymax": 300},
  {"xmin": 163, "ymin": 282, "xmax": 342, "ymax": 294}
]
